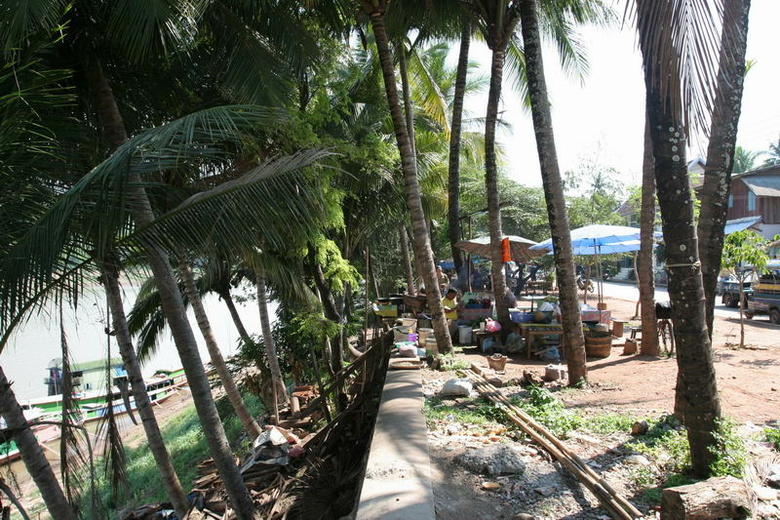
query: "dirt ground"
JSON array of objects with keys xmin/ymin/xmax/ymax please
[
  {"xmin": 454, "ymin": 295, "xmax": 780, "ymax": 424},
  {"xmin": 423, "ymin": 293, "xmax": 780, "ymax": 520}
]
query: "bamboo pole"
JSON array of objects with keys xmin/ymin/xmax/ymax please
[{"xmin": 466, "ymin": 368, "xmax": 643, "ymax": 519}]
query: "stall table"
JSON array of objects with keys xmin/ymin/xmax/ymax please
[
  {"xmin": 518, "ymin": 295, "xmax": 547, "ymax": 312},
  {"xmin": 459, "ymin": 308, "xmax": 493, "ymax": 322},
  {"xmin": 518, "ymin": 323, "xmax": 564, "ymax": 359},
  {"xmin": 473, "ymin": 330, "xmax": 501, "ymax": 352}
]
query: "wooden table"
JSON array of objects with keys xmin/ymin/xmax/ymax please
[
  {"xmin": 524, "ymin": 280, "xmax": 551, "ymax": 294},
  {"xmin": 518, "ymin": 323, "xmax": 564, "ymax": 359},
  {"xmin": 473, "ymin": 330, "xmax": 501, "ymax": 352},
  {"xmin": 518, "ymin": 295, "xmax": 547, "ymax": 312}
]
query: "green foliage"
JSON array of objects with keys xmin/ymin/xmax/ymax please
[
  {"xmin": 85, "ymin": 394, "xmax": 263, "ymax": 515},
  {"xmin": 628, "ymin": 415, "xmax": 690, "ymax": 472},
  {"xmin": 436, "ymin": 354, "xmax": 472, "ymax": 371},
  {"xmin": 581, "ymin": 413, "xmax": 637, "ymax": 435},
  {"xmin": 709, "ymin": 418, "xmax": 747, "ymax": 478},
  {"xmin": 722, "ymin": 230, "xmax": 770, "ymax": 277},
  {"xmin": 512, "ymin": 385, "xmax": 582, "ymax": 437},
  {"xmin": 638, "ymin": 472, "xmax": 697, "ymax": 505},
  {"xmin": 564, "ymin": 160, "xmax": 625, "ymax": 228},
  {"xmin": 311, "ymin": 236, "xmax": 360, "ymax": 293},
  {"xmin": 765, "ymin": 426, "xmax": 780, "ymax": 451},
  {"xmin": 423, "ymin": 397, "xmax": 509, "ymax": 432}
]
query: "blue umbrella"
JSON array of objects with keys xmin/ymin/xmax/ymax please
[
  {"xmin": 531, "ymin": 224, "xmax": 650, "ymax": 253},
  {"xmin": 530, "ymin": 225, "xmax": 659, "ymax": 304}
]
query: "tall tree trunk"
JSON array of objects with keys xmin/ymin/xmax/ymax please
[
  {"xmin": 83, "ymin": 52, "xmax": 255, "ymax": 516},
  {"xmin": 639, "ymin": 119, "xmax": 660, "ymax": 356},
  {"xmin": 99, "ymin": 257, "xmax": 189, "ymax": 518},
  {"xmin": 0, "ymin": 367, "xmax": 75, "ymax": 519},
  {"xmin": 640, "ymin": 66, "xmax": 722, "ymax": 479},
  {"xmin": 484, "ymin": 43, "xmax": 511, "ymax": 327},
  {"xmin": 365, "ymin": 3, "xmax": 452, "ymax": 354},
  {"xmin": 309, "ymin": 252, "xmax": 344, "ymax": 375},
  {"xmin": 253, "ymin": 262, "xmax": 288, "ymax": 419},
  {"xmin": 697, "ymin": 0, "xmax": 751, "ymax": 337},
  {"xmin": 519, "ymin": 0, "xmax": 587, "ymax": 384},
  {"xmin": 448, "ymin": 20, "xmax": 471, "ymax": 279},
  {"xmin": 397, "ymin": 41, "xmax": 416, "ymax": 159},
  {"xmin": 399, "ymin": 226, "xmax": 416, "ymax": 294},
  {"xmin": 178, "ymin": 257, "xmax": 262, "ymax": 439}
]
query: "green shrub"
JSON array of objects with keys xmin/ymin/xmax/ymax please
[
  {"xmin": 709, "ymin": 417, "xmax": 747, "ymax": 478},
  {"xmin": 765, "ymin": 426, "xmax": 780, "ymax": 451},
  {"xmin": 628, "ymin": 415, "xmax": 690, "ymax": 472},
  {"xmin": 511, "ymin": 385, "xmax": 581, "ymax": 437},
  {"xmin": 581, "ymin": 413, "xmax": 636, "ymax": 435}
]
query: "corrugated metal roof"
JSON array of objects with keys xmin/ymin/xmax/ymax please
[
  {"xmin": 742, "ymin": 175, "xmax": 780, "ymax": 197},
  {"xmin": 724, "ymin": 215, "xmax": 762, "ymax": 234}
]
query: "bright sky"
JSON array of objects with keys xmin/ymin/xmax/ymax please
[{"xmin": 462, "ymin": 2, "xmax": 780, "ymax": 189}]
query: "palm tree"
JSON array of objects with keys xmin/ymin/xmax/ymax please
[
  {"xmin": 732, "ymin": 145, "xmax": 760, "ymax": 173},
  {"xmin": 638, "ymin": 120, "xmax": 660, "ymax": 356},
  {"xmin": 516, "ymin": 0, "xmax": 586, "ymax": 383},
  {"xmin": 697, "ymin": 0, "xmax": 751, "ymax": 337},
  {"xmin": 763, "ymin": 137, "xmax": 780, "ymax": 166},
  {"xmin": 178, "ymin": 256, "xmax": 262, "ymax": 438},
  {"xmin": 0, "ymin": 366, "xmax": 75, "ymax": 519},
  {"xmin": 635, "ymin": 0, "xmax": 725, "ymax": 476},
  {"xmin": 448, "ymin": 19, "xmax": 472, "ymax": 277},
  {"xmin": 360, "ymin": 0, "xmax": 454, "ymax": 353}
]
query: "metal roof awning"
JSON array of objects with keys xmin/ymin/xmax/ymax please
[
  {"xmin": 742, "ymin": 176, "xmax": 780, "ymax": 197},
  {"xmin": 724, "ymin": 215, "xmax": 762, "ymax": 235}
]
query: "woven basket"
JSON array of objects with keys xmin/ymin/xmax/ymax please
[{"xmin": 585, "ymin": 334, "xmax": 612, "ymax": 358}]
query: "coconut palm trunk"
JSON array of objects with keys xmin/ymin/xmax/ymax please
[
  {"xmin": 99, "ymin": 258, "xmax": 189, "ymax": 518},
  {"xmin": 638, "ymin": 64, "xmax": 722, "ymax": 481},
  {"xmin": 639, "ymin": 119, "xmax": 660, "ymax": 356},
  {"xmin": 178, "ymin": 257, "xmax": 262, "ymax": 439},
  {"xmin": 364, "ymin": 2, "xmax": 453, "ymax": 354},
  {"xmin": 697, "ymin": 0, "xmax": 751, "ymax": 336},
  {"xmin": 399, "ymin": 227, "xmax": 416, "ymax": 294},
  {"xmin": 253, "ymin": 262, "xmax": 288, "ymax": 420},
  {"xmin": 83, "ymin": 52, "xmax": 255, "ymax": 516},
  {"xmin": 483, "ymin": 43, "xmax": 511, "ymax": 327},
  {"xmin": 448, "ymin": 21, "xmax": 471, "ymax": 277},
  {"xmin": 518, "ymin": 0, "xmax": 586, "ymax": 383},
  {"xmin": 0, "ymin": 366, "xmax": 75, "ymax": 519}
]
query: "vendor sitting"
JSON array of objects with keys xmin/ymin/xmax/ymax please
[{"xmin": 441, "ymin": 288, "xmax": 460, "ymax": 336}]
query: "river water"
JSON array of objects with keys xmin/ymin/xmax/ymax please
[{"xmin": 0, "ymin": 283, "xmax": 276, "ymax": 401}]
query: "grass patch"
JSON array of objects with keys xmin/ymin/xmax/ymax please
[
  {"xmin": 709, "ymin": 417, "xmax": 747, "ymax": 478},
  {"xmin": 424, "ymin": 397, "xmax": 505, "ymax": 427},
  {"xmin": 627, "ymin": 415, "xmax": 690, "ymax": 472},
  {"xmin": 509, "ymin": 385, "xmax": 582, "ymax": 438},
  {"xmin": 765, "ymin": 426, "xmax": 780, "ymax": 451},
  {"xmin": 84, "ymin": 393, "xmax": 263, "ymax": 516},
  {"xmin": 436, "ymin": 354, "xmax": 471, "ymax": 371},
  {"xmin": 580, "ymin": 414, "xmax": 636, "ymax": 435}
]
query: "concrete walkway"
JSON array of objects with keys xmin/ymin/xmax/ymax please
[{"xmin": 356, "ymin": 369, "xmax": 436, "ymax": 520}]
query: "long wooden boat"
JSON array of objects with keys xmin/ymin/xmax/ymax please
[{"xmin": 0, "ymin": 368, "xmax": 189, "ymax": 465}]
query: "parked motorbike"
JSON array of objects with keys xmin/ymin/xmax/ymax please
[{"xmin": 576, "ymin": 274, "xmax": 594, "ymax": 292}]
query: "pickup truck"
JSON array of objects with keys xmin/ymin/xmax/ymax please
[
  {"xmin": 720, "ymin": 276, "xmax": 751, "ymax": 308},
  {"xmin": 746, "ymin": 261, "xmax": 780, "ymax": 323}
]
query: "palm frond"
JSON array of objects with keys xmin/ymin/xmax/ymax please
[
  {"xmin": 633, "ymin": 0, "xmax": 724, "ymax": 138},
  {"xmin": 105, "ymin": 0, "xmax": 200, "ymax": 63},
  {"xmin": 126, "ymin": 277, "xmax": 188, "ymax": 362},
  {"xmin": 96, "ymin": 335, "xmax": 129, "ymax": 507},
  {"xmin": 0, "ymin": 105, "xmax": 284, "ymax": 349},
  {"xmin": 0, "ymin": 0, "xmax": 70, "ymax": 53},
  {"xmin": 136, "ymin": 149, "xmax": 334, "ymax": 256}
]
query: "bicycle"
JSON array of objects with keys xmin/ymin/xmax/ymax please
[
  {"xmin": 655, "ymin": 302, "xmax": 675, "ymax": 357},
  {"xmin": 657, "ymin": 318, "xmax": 675, "ymax": 356}
]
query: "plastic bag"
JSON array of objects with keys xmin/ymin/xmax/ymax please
[{"xmin": 485, "ymin": 318, "xmax": 501, "ymax": 332}]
